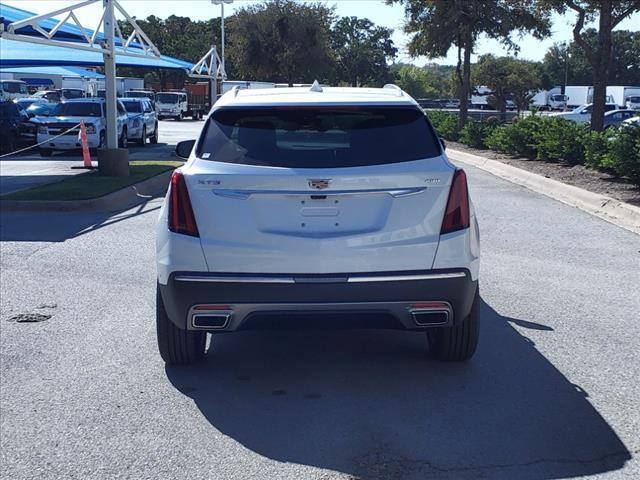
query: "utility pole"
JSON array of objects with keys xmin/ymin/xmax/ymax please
[
  {"xmin": 563, "ymin": 42, "xmax": 569, "ymax": 96},
  {"xmin": 212, "ymin": 0, "xmax": 232, "ymax": 79}
]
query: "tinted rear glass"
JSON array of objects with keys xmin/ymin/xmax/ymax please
[{"xmin": 196, "ymin": 106, "xmax": 442, "ymax": 168}]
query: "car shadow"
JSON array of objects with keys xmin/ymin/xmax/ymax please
[
  {"xmin": 0, "ymin": 198, "xmax": 160, "ymax": 242},
  {"xmin": 166, "ymin": 300, "xmax": 631, "ymax": 479}
]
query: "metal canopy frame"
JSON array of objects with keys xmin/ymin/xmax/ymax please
[
  {"xmin": 0, "ymin": 0, "xmax": 164, "ymax": 151},
  {"xmin": 189, "ymin": 46, "xmax": 225, "ymax": 80},
  {"xmin": 1, "ymin": 0, "xmax": 161, "ymax": 59}
]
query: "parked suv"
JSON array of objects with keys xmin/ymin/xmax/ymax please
[
  {"xmin": 120, "ymin": 98, "xmax": 158, "ymax": 145},
  {"xmin": 36, "ymin": 98, "xmax": 128, "ymax": 156},
  {"xmin": 156, "ymin": 84, "xmax": 481, "ymax": 365}
]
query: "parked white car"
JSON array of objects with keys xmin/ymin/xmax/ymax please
[
  {"xmin": 155, "ymin": 84, "xmax": 481, "ymax": 365},
  {"xmin": 36, "ymin": 98, "xmax": 128, "ymax": 156},
  {"xmin": 549, "ymin": 102, "xmax": 619, "ymax": 123},
  {"xmin": 120, "ymin": 97, "xmax": 158, "ymax": 145}
]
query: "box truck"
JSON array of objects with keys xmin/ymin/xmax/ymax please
[
  {"xmin": 606, "ymin": 86, "xmax": 640, "ymax": 109},
  {"xmin": 530, "ymin": 87, "xmax": 568, "ymax": 111}
]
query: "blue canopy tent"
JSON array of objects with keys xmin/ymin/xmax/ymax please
[
  {"xmin": 0, "ymin": 38, "xmax": 193, "ymax": 70},
  {"xmin": 0, "ymin": 66, "xmax": 106, "ymax": 78},
  {"xmin": 0, "ymin": 2, "xmax": 193, "ymax": 70}
]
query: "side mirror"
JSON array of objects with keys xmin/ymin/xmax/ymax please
[
  {"xmin": 175, "ymin": 139, "xmax": 196, "ymax": 159},
  {"xmin": 440, "ymin": 137, "xmax": 447, "ymax": 151}
]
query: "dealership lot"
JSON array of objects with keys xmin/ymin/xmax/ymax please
[
  {"xmin": 1, "ymin": 119, "xmax": 639, "ymax": 479},
  {"xmin": 0, "ymin": 119, "xmax": 204, "ymax": 195}
]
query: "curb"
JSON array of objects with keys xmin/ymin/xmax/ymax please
[
  {"xmin": 447, "ymin": 148, "xmax": 640, "ymax": 235},
  {"xmin": 0, "ymin": 170, "xmax": 172, "ymax": 213}
]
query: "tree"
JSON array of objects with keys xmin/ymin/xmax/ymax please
[
  {"xmin": 543, "ymin": 1, "xmax": 640, "ymax": 131},
  {"xmin": 473, "ymin": 55, "xmax": 546, "ymax": 113},
  {"xmin": 118, "ymin": 15, "xmax": 221, "ymax": 88},
  {"xmin": 331, "ymin": 17, "xmax": 397, "ymax": 86},
  {"xmin": 394, "ymin": 65, "xmax": 440, "ymax": 98},
  {"xmin": 389, "ymin": 0, "xmax": 551, "ymax": 128},
  {"xmin": 508, "ymin": 60, "xmax": 549, "ymax": 112},
  {"xmin": 542, "ymin": 29, "xmax": 640, "ymax": 87},
  {"xmin": 228, "ymin": 0, "xmax": 335, "ymax": 85}
]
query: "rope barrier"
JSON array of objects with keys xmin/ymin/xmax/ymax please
[
  {"xmin": 0, "ymin": 112, "xmax": 148, "ymax": 160},
  {"xmin": 0, "ymin": 123, "xmax": 82, "ymax": 159}
]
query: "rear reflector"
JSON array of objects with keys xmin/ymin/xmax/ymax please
[
  {"xmin": 169, "ymin": 170, "xmax": 199, "ymax": 237},
  {"xmin": 441, "ymin": 169, "xmax": 470, "ymax": 234}
]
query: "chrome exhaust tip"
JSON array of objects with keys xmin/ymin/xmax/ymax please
[
  {"xmin": 190, "ymin": 305, "xmax": 233, "ymax": 330},
  {"xmin": 408, "ymin": 302, "xmax": 452, "ymax": 327}
]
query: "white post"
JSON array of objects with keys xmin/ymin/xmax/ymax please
[{"xmin": 103, "ymin": 0, "xmax": 118, "ymax": 149}]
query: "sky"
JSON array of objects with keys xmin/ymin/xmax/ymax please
[{"xmin": 4, "ymin": 0, "xmax": 640, "ymax": 66}]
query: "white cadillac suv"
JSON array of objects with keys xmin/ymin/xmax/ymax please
[{"xmin": 156, "ymin": 84, "xmax": 480, "ymax": 365}]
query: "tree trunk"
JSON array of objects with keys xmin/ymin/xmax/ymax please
[
  {"xmin": 458, "ymin": 33, "xmax": 472, "ymax": 130},
  {"xmin": 590, "ymin": 2, "xmax": 613, "ymax": 131}
]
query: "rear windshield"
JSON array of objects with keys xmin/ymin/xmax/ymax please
[
  {"xmin": 196, "ymin": 106, "xmax": 442, "ymax": 168},
  {"xmin": 122, "ymin": 101, "xmax": 142, "ymax": 113},
  {"xmin": 53, "ymin": 102, "xmax": 103, "ymax": 117}
]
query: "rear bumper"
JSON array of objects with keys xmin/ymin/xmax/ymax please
[{"xmin": 159, "ymin": 269, "xmax": 478, "ymax": 332}]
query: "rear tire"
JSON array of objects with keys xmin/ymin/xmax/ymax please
[
  {"xmin": 156, "ymin": 285, "xmax": 206, "ymax": 365},
  {"xmin": 427, "ymin": 285, "xmax": 480, "ymax": 361}
]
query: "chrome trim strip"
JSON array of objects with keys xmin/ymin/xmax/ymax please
[
  {"xmin": 176, "ymin": 275, "xmax": 295, "ymax": 284},
  {"xmin": 347, "ymin": 272, "xmax": 466, "ymax": 283},
  {"xmin": 176, "ymin": 272, "xmax": 465, "ymax": 284},
  {"xmin": 212, "ymin": 187, "xmax": 427, "ymax": 199}
]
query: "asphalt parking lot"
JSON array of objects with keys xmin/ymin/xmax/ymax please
[
  {"xmin": 1, "ymin": 119, "xmax": 639, "ymax": 479},
  {"xmin": 0, "ymin": 119, "xmax": 204, "ymax": 195}
]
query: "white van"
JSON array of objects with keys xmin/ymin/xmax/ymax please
[{"xmin": 0, "ymin": 80, "xmax": 29, "ymax": 102}]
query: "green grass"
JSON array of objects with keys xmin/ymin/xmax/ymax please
[{"xmin": 2, "ymin": 161, "xmax": 183, "ymax": 201}]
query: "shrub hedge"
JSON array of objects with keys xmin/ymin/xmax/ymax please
[{"xmin": 425, "ymin": 110, "xmax": 640, "ymax": 187}]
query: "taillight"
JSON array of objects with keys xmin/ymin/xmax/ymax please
[
  {"xmin": 168, "ymin": 170, "xmax": 199, "ymax": 237},
  {"xmin": 441, "ymin": 169, "xmax": 470, "ymax": 234}
]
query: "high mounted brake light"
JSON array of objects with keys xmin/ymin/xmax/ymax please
[
  {"xmin": 441, "ymin": 169, "xmax": 470, "ymax": 235},
  {"xmin": 168, "ymin": 170, "xmax": 199, "ymax": 237}
]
